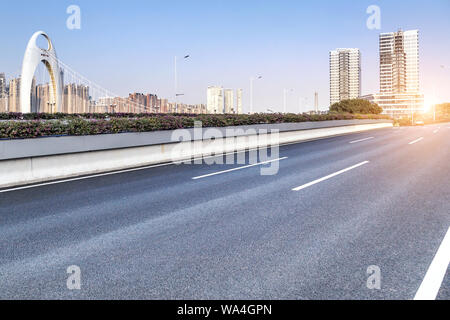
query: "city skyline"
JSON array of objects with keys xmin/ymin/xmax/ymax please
[
  {"xmin": 0, "ymin": 25, "xmax": 440, "ymax": 116},
  {"xmin": 1, "ymin": 0, "xmax": 449, "ymax": 113}
]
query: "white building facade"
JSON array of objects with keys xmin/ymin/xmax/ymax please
[
  {"xmin": 207, "ymin": 86, "xmax": 224, "ymax": 114},
  {"xmin": 236, "ymin": 89, "xmax": 243, "ymax": 114},
  {"xmin": 0, "ymin": 73, "xmax": 8, "ymax": 112},
  {"xmin": 380, "ymin": 29, "xmax": 419, "ymax": 94},
  {"xmin": 362, "ymin": 29, "xmax": 423, "ymax": 118},
  {"xmin": 223, "ymin": 89, "xmax": 234, "ymax": 114},
  {"xmin": 207, "ymin": 87, "xmax": 243, "ymax": 114},
  {"xmin": 329, "ymin": 48, "xmax": 361, "ymax": 106}
]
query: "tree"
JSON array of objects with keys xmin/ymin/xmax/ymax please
[
  {"xmin": 436, "ymin": 103, "xmax": 450, "ymax": 118},
  {"xmin": 330, "ymin": 99, "xmax": 383, "ymax": 114}
]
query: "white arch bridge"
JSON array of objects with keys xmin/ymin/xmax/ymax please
[{"xmin": 19, "ymin": 31, "xmax": 156, "ymax": 114}]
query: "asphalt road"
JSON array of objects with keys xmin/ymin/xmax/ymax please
[{"xmin": 0, "ymin": 124, "xmax": 449, "ymax": 300}]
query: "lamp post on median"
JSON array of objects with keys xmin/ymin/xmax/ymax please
[
  {"xmin": 250, "ymin": 76, "xmax": 262, "ymax": 114},
  {"xmin": 175, "ymin": 55, "xmax": 190, "ymax": 113}
]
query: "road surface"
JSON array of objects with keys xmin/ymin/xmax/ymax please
[{"xmin": 0, "ymin": 124, "xmax": 449, "ymax": 299}]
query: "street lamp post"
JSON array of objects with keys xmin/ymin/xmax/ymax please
[
  {"xmin": 250, "ymin": 76, "xmax": 262, "ymax": 114},
  {"xmin": 175, "ymin": 55, "xmax": 190, "ymax": 113}
]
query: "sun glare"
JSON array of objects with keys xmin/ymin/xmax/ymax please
[{"xmin": 424, "ymin": 97, "xmax": 436, "ymax": 113}]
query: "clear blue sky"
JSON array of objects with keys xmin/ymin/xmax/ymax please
[{"xmin": 1, "ymin": 0, "xmax": 449, "ymax": 112}]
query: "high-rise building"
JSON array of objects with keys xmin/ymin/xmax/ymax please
[
  {"xmin": 64, "ymin": 84, "xmax": 90, "ymax": 113},
  {"xmin": 207, "ymin": 86, "xmax": 224, "ymax": 114},
  {"xmin": 0, "ymin": 73, "xmax": 6, "ymax": 97},
  {"xmin": 36, "ymin": 83, "xmax": 51, "ymax": 113},
  {"xmin": 380, "ymin": 29, "xmax": 419, "ymax": 94},
  {"xmin": 192, "ymin": 104, "xmax": 207, "ymax": 114},
  {"xmin": 236, "ymin": 89, "xmax": 243, "ymax": 114},
  {"xmin": 146, "ymin": 94, "xmax": 158, "ymax": 112},
  {"xmin": 362, "ymin": 29, "xmax": 423, "ymax": 118},
  {"xmin": 224, "ymin": 89, "xmax": 234, "ymax": 114},
  {"xmin": 30, "ymin": 77, "xmax": 37, "ymax": 112},
  {"xmin": 110, "ymin": 97, "xmax": 131, "ymax": 113},
  {"xmin": 97, "ymin": 97, "xmax": 115, "ymax": 113},
  {"xmin": 0, "ymin": 95, "xmax": 7, "ymax": 112},
  {"xmin": 0, "ymin": 73, "xmax": 8, "ymax": 112},
  {"xmin": 329, "ymin": 48, "xmax": 361, "ymax": 106},
  {"xmin": 129, "ymin": 93, "xmax": 147, "ymax": 113},
  {"xmin": 159, "ymin": 98, "xmax": 169, "ymax": 113},
  {"xmin": 8, "ymin": 78, "xmax": 21, "ymax": 113},
  {"xmin": 35, "ymin": 81, "xmax": 59, "ymax": 113}
]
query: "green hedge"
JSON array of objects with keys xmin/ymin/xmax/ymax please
[{"xmin": 0, "ymin": 113, "xmax": 390, "ymax": 140}]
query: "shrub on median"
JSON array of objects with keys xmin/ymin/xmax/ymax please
[{"xmin": 0, "ymin": 113, "xmax": 390, "ymax": 140}]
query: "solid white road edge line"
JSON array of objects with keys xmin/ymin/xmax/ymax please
[
  {"xmin": 414, "ymin": 226, "xmax": 450, "ymax": 300},
  {"xmin": 192, "ymin": 157, "xmax": 288, "ymax": 180},
  {"xmin": 0, "ymin": 150, "xmax": 285, "ymax": 193},
  {"xmin": 292, "ymin": 161, "xmax": 370, "ymax": 191},
  {"xmin": 0, "ymin": 162, "xmax": 176, "ymax": 194},
  {"xmin": 349, "ymin": 137, "xmax": 375, "ymax": 144},
  {"xmin": 409, "ymin": 137, "xmax": 424, "ymax": 145}
]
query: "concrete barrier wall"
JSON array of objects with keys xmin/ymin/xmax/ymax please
[
  {"xmin": 0, "ymin": 119, "xmax": 391, "ymax": 160},
  {"xmin": 0, "ymin": 121, "xmax": 392, "ymax": 189}
]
